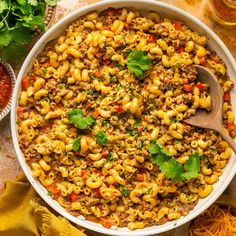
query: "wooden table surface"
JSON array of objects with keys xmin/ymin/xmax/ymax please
[{"xmin": 0, "ymin": 0, "xmax": 236, "ymax": 235}]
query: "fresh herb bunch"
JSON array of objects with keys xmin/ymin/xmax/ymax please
[
  {"xmin": 0, "ymin": 0, "xmax": 59, "ymax": 61},
  {"xmin": 149, "ymin": 141, "xmax": 201, "ymax": 182}
]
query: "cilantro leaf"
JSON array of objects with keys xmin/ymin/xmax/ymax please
[
  {"xmin": 96, "ymin": 131, "xmax": 108, "ymax": 145},
  {"xmin": 149, "ymin": 141, "xmax": 170, "ymax": 156},
  {"xmin": 44, "ymin": 0, "xmax": 59, "ymax": 6},
  {"xmin": 72, "ymin": 137, "xmax": 81, "ymax": 151},
  {"xmin": 159, "ymin": 159, "xmax": 183, "ymax": 182},
  {"xmin": 128, "ymin": 130, "xmax": 139, "ymax": 136},
  {"xmin": 11, "ymin": 27, "xmax": 32, "ymax": 44},
  {"xmin": 150, "ymin": 152, "xmax": 170, "ymax": 166},
  {"xmin": 0, "ymin": 2, "xmax": 8, "ymax": 14},
  {"xmin": 119, "ymin": 185, "xmax": 129, "ymax": 197},
  {"xmin": 0, "ymin": 31, "xmax": 12, "ymax": 47},
  {"xmin": 2, "ymin": 44, "xmax": 26, "ymax": 61},
  {"xmin": 181, "ymin": 155, "xmax": 201, "ymax": 180},
  {"xmin": 69, "ymin": 109, "xmax": 95, "ymax": 130},
  {"xmin": 28, "ymin": 0, "xmax": 38, "ymax": 6},
  {"xmin": 149, "ymin": 141, "xmax": 201, "ymax": 182},
  {"xmin": 127, "ymin": 50, "xmax": 152, "ymax": 78},
  {"xmin": 108, "ymin": 152, "xmax": 113, "ymax": 162}
]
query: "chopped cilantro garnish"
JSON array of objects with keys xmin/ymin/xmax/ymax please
[
  {"xmin": 130, "ymin": 84, "xmax": 135, "ymax": 91},
  {"xmin": 47, "ymin": 190, "xmax": 52, "ymax": 196},
  {"xmin": 108, "ymin": 152, "xmax": 113, "ymax": 162},
  {"xmin": 127, "ymin": 50, "xmax": 152, "ymax": 78},
  {"xmin": 96, "ymin": 131, "xmax": 108, "ymax": 145},
  {"xmin": 149, "ymin": 141, "xmax": 201, "ymax": 182},
  {"xmin": 137, "ymin": 143, "xmax": 143, "ymax": 150},
  {"xmin": 42, "ymin": 68, "xmax": 47, "ymax": 75},
  {"xmin": 119, "ymin": 185, "xmax": 129, "ymax": 197},
  {"xmin": 68, "ymin": 109, "xmax": 95, "ymax": 130},
  {"xmin": 72, "ymin": 137, "xmax": 81, "ymax": 151},
  {"xmin": 128, "ymin": 130, "xmax": 139, "ymax": 136},
  {"xmin": 110, "ymin": 77, "xmax": 117, "ymax": 83}
]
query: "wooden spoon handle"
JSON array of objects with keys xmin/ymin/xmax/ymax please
[{"xmin": 218, "ymin": 128, "xmax": 236, "ymax": 153}]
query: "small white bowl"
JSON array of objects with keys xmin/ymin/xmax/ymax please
[
  {"xmin": 10, "ymin": 1, "xmax": 236, "ymax": 235},
  {"xmin": 0, "ymin": 59, "xmax": 16, "ymax": 121}
]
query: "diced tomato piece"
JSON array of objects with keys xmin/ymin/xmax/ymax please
[
  {"xmin": 48, "ymin": 185, "xmax": 60, "ymax": 195},
  {"xmin": 17, "ymin": 107, "xmax": 27, "ymax": 115},
  {"xmin": 94, "ymin": 70, "xmax": 101, "ymax": 77},
  {"xmin": 148, "ymin": 35, "xmax": 156, "ymax": 43},
  {"xmin": 102, "ymin": 26, "xmax": 110, "ymax": 30},
  {"xmin": 92, "ymin": 109, "xmax": 100, "ymax": 118},
  {"xmin": 224, "ymin": 91, "xmax": 231, "ymax": 102},
  {"xmin": 196, "ymin": 82, "xmax": 204, "ymax": 90},
  {"xmin": 177, "ymin": 47, "xmax": 184, "ymax": 53},
  {"xmin": 103, "ymin": 59, "xmax": 111, "ymax": 65},
  {"xmin": 183, "ymin": 84, "xmax": 193, "ymax": 92},
  {"xmin": 116, "ymin": 106, "xmax": 124, "ymax": 113},
  {"xmin": 199, "ymin": 56, "xmax": 207, "ymax": 66},
  {"xmin": 135, "ymin": 174, "xmax": 145, "ymax": 181},
  {"xmin": 70, "ymin": 193, "xmax": 78, "ymax": 202},
  {"xmin": 101, "ymin": 149, "xmax": 109, "ymax": 158},
  {"xmin": 173, "ymin": 21, "xmax": 182, "ymax": 30},
  {"xmin": 106, "ymin": 10, "xmax": 114, "ymax": 16},
  {"xmin": 80, "ymin": 170, "xmax": 87, "ymax": 177},
  {"xmin": 100, "ymin": 217, "xmax": 113, "ymax": 228},
  {"xmin": 124, "ymin": 23, "xmax": 129, "ymax": 30},
  {"xmin": 21, "ymin": 77, "xmax": 29, "ymax": 90},
  {"xmin": 227, "ymin": 123, "xmax": 236, "ymax": 131},
  {"xmin": 137, "ymin": 127, "xmax": 143, "ymax": 134},
  {"xmin": 33, "ymin": 75, "xmax": 38, "ymax": 81},
  {"xmin": 96, "ymin": 188, "xmax": 101, "ymax": 197}
]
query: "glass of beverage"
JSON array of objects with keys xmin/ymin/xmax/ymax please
[{"xmin": 207, "ymin": 0, "xmax": 236, "ymax": 26}]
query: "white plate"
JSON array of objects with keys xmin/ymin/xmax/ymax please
[{"xmin": 11, "ymin": 0, "xmax": 236, "ymax": 235}]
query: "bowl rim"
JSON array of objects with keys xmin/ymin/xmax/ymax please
[
  {"xmin": 10, "ymin": 0, "xmax": 236, "ymax": 235},
  {"xmin": 0, "ymin": 59, "xmax": 16, "ymax": 121}
]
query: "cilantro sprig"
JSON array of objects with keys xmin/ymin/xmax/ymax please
[
  {"xmin": 72, "ymin": 136, "xmax": 81, "ymax": 151},
  {"xmin": 149, "ymin": 141, "xmax": 201, "ymax": 182},
  {"xmin": 96, "ymin": 131, "xmax": 108, "ymax": 145},
  {"xmin": 119, "ymin": 185, "xmax": 129, "ymax": 197},
  {"xmin": 0, "ymin": 0, "xmax": 59, "ymax": 61},
  {"xmin": 69, "ymin": 109, "xmax": 95, "ymax": 130},
  {"xmin": 126, "ymin": 50, "xmax": 152, "ymax": 78}
]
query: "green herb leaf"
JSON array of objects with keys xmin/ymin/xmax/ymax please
[
  {"xmin": 127, "ymin": 50, "xmax": 152, "ymax": 78},
  {"xmin": 159, "ymin": 159, "xmax": 183, "ymax": 182},
  {"xmin": 181, "ymin": 155, "xmax": 201, "ymax": 180},
  {"xmin": 28, "ymin": 0, "xmax": 38, "ymax": 6},
  {"xmin": 72, "ymin": 137, "xmax": 81, "ymax": 151},
  {"xmin": 96, "ymin": 131, "xmax": 108, "ymax": 145},
  {"xmin": 44, "ymin": 0, "xmax": 59, "ymax": 6},
  {"xmin": 69, "ymin": 109, "xmax": 95, "ymax": 130},
  {"xmin": 108, "ymin": 152, "xmax": 113, "ymax": 162},
  {"xmin": 149, "ymin": 141, "xmax": 201, "ymax": 182},
  {"xmin": 47, "ymin": 190, "xmax": 52, "ymax": 196},
  {"xmin": 119, "ymin": 185, "xmax": 129, "ymax": 197},
  {"xmin": 2, "ymin": 44, "xmax": 26, "ymax": 61},
  {"xmin": 0, "ymin": 31, "xmax": 12, "ymax": 47},
  {"xmin": 0, "ymin": 2, "xmax": 8, "ymax": 14},
  {"xmin": 128, "ymin": 130, "xmax": 139, "ymax": 136}
]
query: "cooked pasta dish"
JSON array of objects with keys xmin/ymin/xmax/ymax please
[{"xmin": 17, "ymin": 8, "xmax": 235, "ymax": 230}]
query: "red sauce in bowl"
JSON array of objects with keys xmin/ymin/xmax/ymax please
[{"xmin": 0, "ymin": 63, "xmax": 12, "ymax": 112}]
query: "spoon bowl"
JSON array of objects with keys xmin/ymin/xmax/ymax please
[{"xmin": 184, "ymin": 65, "xmax": 236, "ymax": 152}]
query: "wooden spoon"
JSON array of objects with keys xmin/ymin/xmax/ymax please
[{"xmin": 184, "ymin": 65, "xmax": 236, "ymax": 153}]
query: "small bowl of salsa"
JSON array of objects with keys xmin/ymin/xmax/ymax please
[{"xmin": 0, "ymin": 59, "xmax": 16, "ymax": 121}]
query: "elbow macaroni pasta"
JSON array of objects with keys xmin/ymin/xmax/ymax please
[{"xmin": 17, "ymin": 8, "xmax": 235, "ymax": 230}]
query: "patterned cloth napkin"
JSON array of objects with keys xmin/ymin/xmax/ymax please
[{"xmin": 0, "ymin": 172, "xmax": 87, "ymax": 236}]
